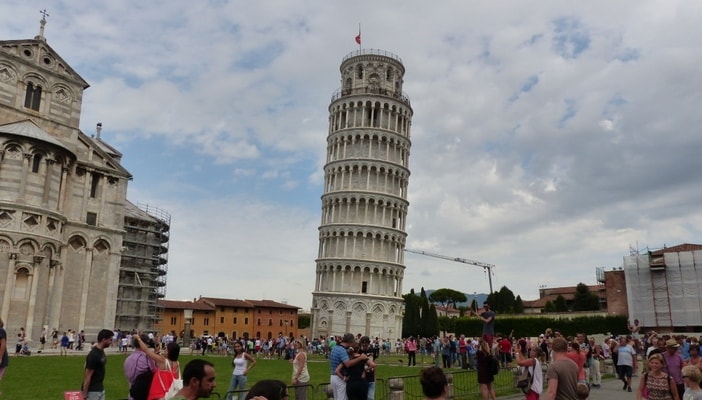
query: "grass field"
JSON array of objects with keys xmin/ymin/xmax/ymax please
[{"xmin": 0, "ymin": 351, "xmax": 515, "ymax": 399}]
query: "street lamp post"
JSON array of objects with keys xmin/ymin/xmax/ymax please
[{"xmin": 183, "ymin": 309, "xmax": 193, "ymax": 348}]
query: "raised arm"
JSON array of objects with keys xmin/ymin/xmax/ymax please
[{"xmin": 135, "ymin": 335, "xmax": 166, "ymax": 368}]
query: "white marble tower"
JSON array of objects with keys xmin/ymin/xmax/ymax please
[{"xmin": 311, "ymin": 49, "xmax": 412, "ymax": 340}]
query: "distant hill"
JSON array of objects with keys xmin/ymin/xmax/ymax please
[{"xmin": 424, "ymin": 289, "xmax": 488, "ymax": 308}]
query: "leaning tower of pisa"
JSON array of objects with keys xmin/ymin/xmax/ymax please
[{"xmin": 310, "ymin": 49, "xmax": 412, "ymax": 340}]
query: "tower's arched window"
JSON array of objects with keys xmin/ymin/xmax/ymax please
[
  {"xmin": 31, "ymin": 154, "xmax": 42, "ymax": 173},
  {"xmin": 24, "ymin": 81, "xmax": 42, "ymax": 111},
  {"xmin": 356, "ymin": 65, "xmax": 363, "ymax": 79}
]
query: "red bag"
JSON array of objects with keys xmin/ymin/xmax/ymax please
[{"xmin": 148, "ymin": 360, "xmax": 177, "ymax": 400}]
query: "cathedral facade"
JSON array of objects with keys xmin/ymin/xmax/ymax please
[
  {"xmin": 0, "ymin": 19, "xmax": 165, "ymax": 339},
  {"xmin": 310, "ymin": 49, "xmax": 413, "ymax": 340}
]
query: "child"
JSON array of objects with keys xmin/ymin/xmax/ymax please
[{"xmin": 576, "ymin": 383, "xmax": 589, "ymax": 400}]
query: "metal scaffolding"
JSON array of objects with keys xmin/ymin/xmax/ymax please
[{"xmin": 115, "ymin": 201, "xmax": 171, "ymax": 331}]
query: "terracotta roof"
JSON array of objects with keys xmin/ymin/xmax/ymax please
[
  {"xmin": 245, "ymin": 299, "xmax": 301, "ymax": 309},
  {"xmin": 158, "ymin": 299, "xmax": 214, "ymax": 311},
  {"xmin": 525, "ymin": 284, "xmax": 605, "ymax": 309},
  {"xmin": 540, "ymin": 285, "xmax": 604, "ymax": 296},
  {"xmin": 523, "ymin": 294, "xmax": 569, "ymax": 308},
  {"xmin": 435, "ymin": 305, "xmax": 461, "ymax": 316},
  {"xmin": 199, "ymin": 297, "xmax": 254, "ymax": 308},
  {"xmin": 650, "ymin": 243, "xmax": 702, "ymax": 256}
]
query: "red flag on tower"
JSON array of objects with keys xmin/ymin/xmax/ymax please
[{"xmin": 355, "ymin": 24, "xmax": 361, "ymax": 47}]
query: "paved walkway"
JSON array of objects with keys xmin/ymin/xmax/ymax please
[
  {"xmin": 501, "ymin": 376, "xmax": 643, "ymax": 399},
  {"xmin": 584, "ymin": 377, "xmax": 641, "ymax": 400}
]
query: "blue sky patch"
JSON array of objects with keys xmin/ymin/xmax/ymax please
[{"xmin": 552, "ymin": 17, "xmax": 591, "ymax": 59}]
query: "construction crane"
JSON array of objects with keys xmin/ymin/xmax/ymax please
[{"xmin": 404, "ymin": 248, "xmax": 495, "ymax": 293}]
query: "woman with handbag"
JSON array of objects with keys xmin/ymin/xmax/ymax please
[
  {"xmin": 515, "ymin": 340, "xmax": 543, "ymax": 400},
  {"xmin": 134, "ymin": 335, "xmax": 182, "ymax": 400},
  {"xmin": 636, "ymin": 353, "xmax": 679, "ymax": 400}
]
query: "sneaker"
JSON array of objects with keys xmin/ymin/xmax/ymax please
[
  {"xmin": 628, "ymin": 386, "xmax": 632, "ymax": 392},
  {"xmin": 623, "ymin": 382, "xmax": 628, "ymax": 390}
]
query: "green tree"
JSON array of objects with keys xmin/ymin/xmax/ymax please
[
  {"xmin": 572, "ymin": 283, "xmax": 601, "ymax": 311},
  {"xmin": 424, "ymin": 304, "xmax": 439, "ymax": 337},
  {"xmin": 419, "ymin": 287, "xmax": 432, "ymax": 337},
  {"xmin": 543, "ymin": 301, "xmax": 556, "ymax": 313},
  {"xmin": 297, "ymin": 314, "xmax": 310, "ymax": 329},
  {"xmin": 469, "ymin": 298, "xmax": 478, "ymax": 313},
  {"xmin": 438, "ymin": 316, "xmax": 455, "ymax": 335},
  {"xmin": 514, "ymin": 295, "xmax": 524, "ymax": 313},
  {"xmin": 429, "ymin": 288, "xmax": 467, "ymax": 309},
  {"xmin": 554, "ymin": 295, "xmax": 568, "ymax": 312},
  {"xmin": 486, "ymin": 286, "xmax": 516, "ymax": 313},
  {"xmin": 403, "ymin": 289, "xmax": 421, "ymax": 337}
]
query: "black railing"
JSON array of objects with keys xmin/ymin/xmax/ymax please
[
  {"xmin": 219, "ymin": 369, "xmax": 519, "ymax": 400},
  {"xmin": 342, "ymin": 49, "xmax": 403, "ymax": 64}
]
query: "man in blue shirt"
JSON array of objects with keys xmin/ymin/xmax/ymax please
[
  {"xmin": 479, "ymin": 302, "xmax": 496, "ymax": 346},
  {"xmin": 330, "ymin": 333, "xmax": 368, "ymax": 400}
]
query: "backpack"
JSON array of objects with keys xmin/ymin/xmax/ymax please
[
  {"xmin": 130, "ymin": 370, "xmax": 154, "ymax": 400},
  {"xmin": 489, "ymin": 355, "xmax": 500, "ymax": 375},
  {"xmin": 130, "ymin": 354, "xmax": 154, "ymax": 400}
]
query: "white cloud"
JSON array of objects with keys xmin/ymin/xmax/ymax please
[{"xmin": 4, "ymin": 0, "xmax": 702, "ymax": 308}]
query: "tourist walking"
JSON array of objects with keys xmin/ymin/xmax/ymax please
[
  {"xmin": 664, "ymin": 339, "xmax": 685, "ymax": 396},
  {"xmin": 636, "ymin": 353, "xmax": 679, "ymax": 400},
  {"xmin": 615, "ymin": 336, "xmax": 635, "ymax": 392},
  {"xmin": 681, "ymin": 365, "xmax": 702, "ymax": 400},
  {"xmin": 544, "ymin": 337, "xmax": 579, "ymax": 400}
]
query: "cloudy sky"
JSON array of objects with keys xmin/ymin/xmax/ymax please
[{"xmin": 3, "ymin": 0, "xmax": 701, "ymax": 310}]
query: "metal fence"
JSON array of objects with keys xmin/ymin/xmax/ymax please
[{"xmin": 220, "ymin": 367, "xmax": 519, "ymax": 400}]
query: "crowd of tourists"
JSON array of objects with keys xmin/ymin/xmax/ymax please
[{"xmin": 4, "ymin": 306, "xmax": 702, "ymax": 400}]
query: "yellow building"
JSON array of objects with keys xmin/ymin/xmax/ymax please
[{"xmin": 155, "ymin": 297, "xmax": 300, "ymax": 340}]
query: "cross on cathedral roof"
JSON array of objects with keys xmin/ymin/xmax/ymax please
[{"xmin": 35, "ymin": 9, "xmax": 49, "ymax": 42}]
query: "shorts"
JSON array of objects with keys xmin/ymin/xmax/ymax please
[
  {"xmin": 617, "ymin": 365, "xmax": 633, "ymax": 379},
  {"xmin": 87, "ymin": 391, "xmax": 105, "ymax": 400},
  {"xmin": 525, "ymin": 390, "xmax": 540, "ymax": 400}
]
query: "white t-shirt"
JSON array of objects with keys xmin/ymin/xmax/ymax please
[
  {"xmin": 527, "ymin": 358, "xmax": 544, "ymax": 394},
  {"xmin": 617, "ymin": 344, "xmax": 635, "ymax": 366}
]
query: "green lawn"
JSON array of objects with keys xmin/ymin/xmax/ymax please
[{"xmin": 0, "ymin": 352, "xmax": 512, "ymax": 399}]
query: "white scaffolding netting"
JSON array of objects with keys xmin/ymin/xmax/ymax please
[{"xmin": 624, "ymin": 250, "xmax": 702, "ymax": 328}]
